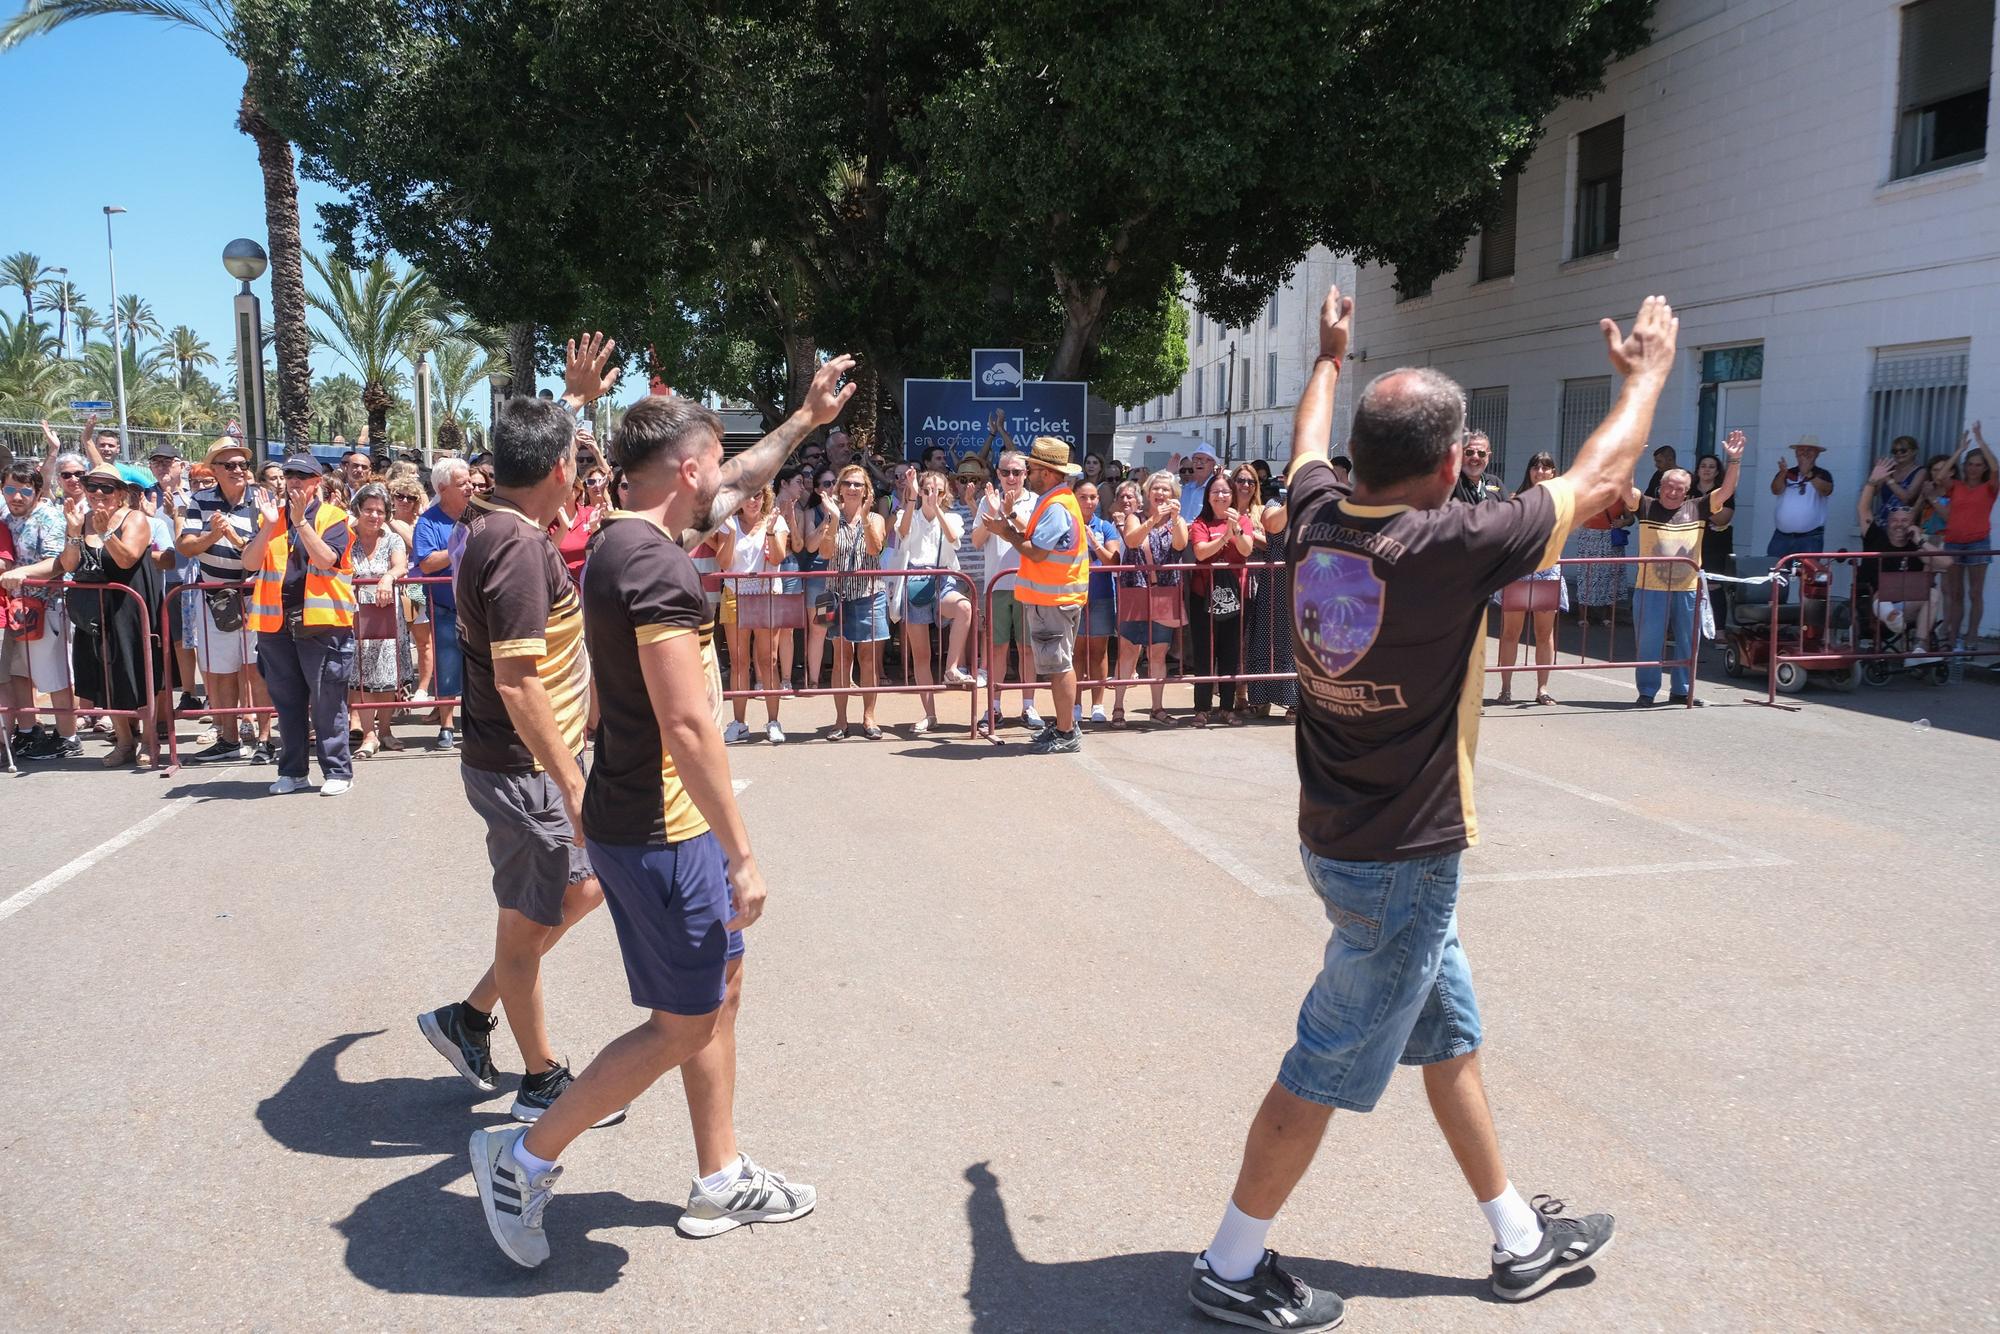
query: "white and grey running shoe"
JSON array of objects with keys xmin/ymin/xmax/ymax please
[
  {"xmin": 1490, "ymin": 1195, "xmax": 1615, "ymax": 1302},
  {"xmin": 469, "ymin": 1125, "xmax": 559, "ymax": 1269},
  {"xmin": 1189, "ymin": 1250, "xmax": 1344, "ymax": 1331},
  {"xmin": 675, "ymin": 1155, "xmax": 816, "ymax": 1238}
]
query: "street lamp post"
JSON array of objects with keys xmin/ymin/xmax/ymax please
[
  {"xmin": 414, "ymin": 353, "xmax": 434, "ymax": 467},
  {"xmin": 1223, "ymin": 338, "xmax": 1237, "ymax": 462},
  {"xmin": 488, "ymin": 370, "xmax": 507, "ymax": 434},
  {"xmin": 103, "ymin": 206, "xmax": 129, "ymax": 458},
  {"xmin": 223, "ymin": 239, "xmax": 271, "ymax": 459}
]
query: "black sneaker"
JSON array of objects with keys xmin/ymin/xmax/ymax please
[
  {"xmin": 1666, "ymin": 694, "xmax": 1706, "ymax": 708},
  {"xmin": 510, "ymin": 1063, "xmax": 627, "ymax": 1128},
  {"xmin": 433, "ymin": 728, "xmax": 456, "ymax": 752},
  {"xmin": 1490, "ymin": 1195, "xmax": 1615, "ymax": 1302},
  {"xmin": 1190, "ymin": 1250, "xmax": 1344, "ymax": 1331},
  {"xmin": 176, "ymin": 691, "xmax": 207, "ymax": 715},
  {"xmin": 9, "ymin": 730, "xmax": 43, "ymax": 757},
  {"xmin": 251, "ymin": 740, "xmax": 277, "ymax": 764},
  {"xmin": 1030, "ymin": 727, "xmax": 1081, "ymax": 755},
  {"xmin": 21, "ymin": 734, "xmax": 83, "ymax": 762},
  {"xmin": 192, "ymin": 737, "xmax": 251, "ymax": 763},
  {"xmin": 1633, "ymin": 696, "xmax": 1656, "ymax": 708},
  {"xmin": 418, "ymin": 1001, "xmax": 501, "ymax": 1094}
]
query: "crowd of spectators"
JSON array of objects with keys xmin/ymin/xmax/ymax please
[{"xmin": 4, "ymin": 401, "xmax": 1995, "ymax": 772}]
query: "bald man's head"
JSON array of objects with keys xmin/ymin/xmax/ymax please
[{"xmin": 1349, "ymin": 368, "xmax": 1466, "ymax": 492}]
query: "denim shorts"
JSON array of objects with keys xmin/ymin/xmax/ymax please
[
  {"xmin": 1943, "ymin": 540, "xmax": 1993, "ymax": 567},
  {"xmin": 1119, "ymin": 619, "xmax": 1173, "ymax": 646},
  {"xmin": 1278, "ymin": 847, "xmax": 1482, "ymax": 1112},
  {"xmin": 837, "ymin": 590, "xmax": 889, "ymax": 643},
  {"xmin": 1085, "ymin": 595, "xmax": 1116, "ymax": 638}
]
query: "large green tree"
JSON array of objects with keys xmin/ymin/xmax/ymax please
[
  {"xmin": 304, "ymin": 251, "xmax": 450, "ymax": 446},
  {"xmin": 243, "ymin": 0, "xmax": 1650, "ymax": 433},
  {"xmin": 1, "ymin": 0, "xmax": 316, "ymax": 448}
]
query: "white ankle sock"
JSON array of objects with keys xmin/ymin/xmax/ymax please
[
  {"xmin": 1204, "ymin": 1201, "xmax": 1273, "ymax": 1282},
  {"xmin": 699, "ymin": 1155, "xmax": 744, "ymax": 1194},
  {"xmin": 1479, "ymin": 1182, "xmax": 1543, "ymax": 1256},
  {"xmin": 512, "ymin": 1137, "xmax": 558, "ymax": 1178}
]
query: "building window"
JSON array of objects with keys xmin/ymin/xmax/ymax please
[
  {"xmin": 1175, "ymin": 381, "xmax": 1184, "ymax": 417},
  {"xmin": 1267, "ymin": 290, "xmax": 1279, "ymax": 328},
  {"xmin": 1558, "ymin": 377, "xmax": 1612, "ymax": 469},
  {"xmin": 1212, "ymin": 426, "xmax": 1224, "ymax": 450},
  {"xmin": 1260, "ymin": 423, "xmax": 1273, "ymax": 457},
  {"xmin": 1215, "ymin": 365, "xmax": 1226, "ymax": 412},
  {"xmin": 1194, "ymin": 312, "xmax": 1205, "ymax": 347},
  {"xmin": 1478, "ymin": 170, "xmax": 1519, "ymax": 281},
  {"xmin": 1572, "ymin": 117, "xmax": 1623, "ymax": 258},
  {"xmin": 1240, "ymin": 363, "xmax": 1252, "ymax": 410},
  {"xmin": 1896, "ymin": 0, "xmax": 1993, "ymax": 179},
  {"xmin": 1466, "ymin": 387, "xmax": 1511, "ymax": 479},
  {"xmin": 1869, "ymin": 342, "xmax": 1969, "ymax": 463},
  {"xmin": 1194, "ymin": 368, "xmax": 1204, "ymax": 414},
  {"xmin": 1266, "ymin": 352, "xmax": 1278, "ymax": 407},
  {"xmin": 1234, "ymin": 425, "xmax": 1247, "ymax": 457}
]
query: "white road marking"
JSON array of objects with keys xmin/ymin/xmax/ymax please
[
  {"xmin": 0, "ymin": 797, "xmax": 197, "ymax": 924},
  {"xmin": 733, "ymin": 778, "xmax": 751, "ymax": 794},
  {"xmin": 1073, "ymin": 752, "xmax": 1297, "ymax": 898},
  {"xmin": 1464, "ymin": 854, "xmax": 1789, "ymax": 884},
  {"xmin": 1482, "ymin": 757, "xmax": 1788, "ymax": 863}
]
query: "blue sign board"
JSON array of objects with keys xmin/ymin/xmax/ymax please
[
  {"xmin": 68, "ymin": 400, "xmax": 113, "ymax": 412},
  {"xmin": 902, "ymin": 377, "xmax": 1089, "ymax": 464},
  {"xmin": 970, "ymin": 348, "xmax": 1024, "ymax": 400}
]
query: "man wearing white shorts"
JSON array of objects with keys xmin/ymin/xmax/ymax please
[{"xmin": 2, "ymin": 460, "xmax": 81, "ymax": 760}]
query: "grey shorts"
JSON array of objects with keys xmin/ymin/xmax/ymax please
[
  {"xmin": 460, "ymin": 758, "xmax": 594, "ymax": 927},
  {"xmin": 1025, "ymin": 602, "xmax": 1082, "ymax": 674}
]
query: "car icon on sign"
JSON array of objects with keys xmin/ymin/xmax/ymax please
[{"xmin": 981, "ymin": 361, "xmax": 1024, "ymax": 390}]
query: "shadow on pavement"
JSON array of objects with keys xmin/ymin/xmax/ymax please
[
  {"xmin": 258, "ymin": 1030, "xmax": 677, "ymax": 1296},
  {"xmin": 960, "ymin": 1161, "xmax": 1493, "ymax": 1332}
]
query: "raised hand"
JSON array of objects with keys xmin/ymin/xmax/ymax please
[
  {"xmin": 257, "ymin": 491, "xmax": 282, "ymax": 527},
  {"xmin": 1869, "ymin": 458, "xmax": 1894, "ymax": 485},
  {"xmin": 39, "ymin": 419, "xmax": 61, "ymax": 452},
  {"xmin": 563, "ymin": 332, "xmax": 621, "ymax": 403},
  {"xmin": 1599, "ymin": 294, "xmax": 1679, "ymax": 381},
  {"xmin": 802, "ymin": 354, "xmax": 859, "ymax": 427},
  {"xmin": 1318, "ymin": 284, "xmax": 1354, "ymax": 361},
  {"xmin": 1722, "ymin": 429, "xmax": 1747, "ymax": 463}
]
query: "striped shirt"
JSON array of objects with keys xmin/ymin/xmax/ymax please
[{"xmin": 179, "ymin": 485, "xmax": 260, "ymax": 584}]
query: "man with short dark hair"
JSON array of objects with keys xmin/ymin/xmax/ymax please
[
  {"xmin": 1642, "ymin": 443, "xmax": 1678, "ymax": 498},
  {"xmin": 1189, "ymin": 285, "xmax": 1678, "ymax": 1328},
  {"xmin": 176, "ymin": 437, "xmax": 269, "ymax": 761},
  {"xmin": 420, "ymin": 335, "xmax": 619, "ymax": 1125},
  {"xmin": 339, "ymin": 449, "xmax": 372, "ymax": 500},
  {"xmin": 468, "ymin": 347, "xmax": 855, "ymax": 1270}
]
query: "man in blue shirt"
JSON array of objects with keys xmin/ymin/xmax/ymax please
[{"xmin": 414, "ymin": 458, "xmax": 476, "ymax": 749}]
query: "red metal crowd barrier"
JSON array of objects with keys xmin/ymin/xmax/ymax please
[
  {"xmin": 710, "ymin": 566, "xmax": 983, "ymax": 738},
  {"xmin": 1762, "ymin": 548, "xmax": 1998, "ymax": 706},
  {"xmin": 159, "ymin": 573, "xmax": 462, "ymax": 772},
  {"xmin": 977, "ymin": 558, "xmax": 1297, "ymax": 738},
  {"xmin": 1487, "ymin": 554, "xmax": 1702, "ymax": 706},
  {"xmin": 0, "ymin": 577, "xmax": 157, "ymax": 768}
]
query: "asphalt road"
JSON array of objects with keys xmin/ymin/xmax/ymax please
[{"xmin": 2, "ymin": 655, "xmax": 1996, "ymax": 1332}]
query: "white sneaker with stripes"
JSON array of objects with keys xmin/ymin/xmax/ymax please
[
  {"xmin": 675, "ymin": 1155, "xmax": 816, "ymax": 1238},
  {"xmin": 470, "ymin": 1125, "xmax": 560, "ymax": 1268}
]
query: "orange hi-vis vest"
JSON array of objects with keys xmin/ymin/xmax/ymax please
[
  {"xmin": 247, "ymin": 501, "xmax": 356, "ymax": 632},
  {"xmin": 1015, "ymin": 484, "xmax": 1088, "ymax": 607}
]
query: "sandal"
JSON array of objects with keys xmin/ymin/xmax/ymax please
[
  {"xmin": 379, "ymin": 733, "xmax": 405, "ymax": 752},
  {"xmin": 1148, "ymin": 709, "xmax": 1175, "ymax": 727},
  {"xmin": 1111, "ymin": 708, "xmax": 1128, "ymax": 729},
  {"xmin": 829, "ymin": 724, "xmax": 852, "ymax": 740},
  {"xmin": 862, "ymin": 724, "xmax": 883, "ymax": 741},
  {"xmin": 102, "ymin": 743, "xmax": 136, "ymax": 769},
  {"xmin": 356, "ymin": 738, "xmax": 379, "ymax": 759},
  {"xmin": 1227, "ymin": 710, "xmax": 1249, "ymax": 727},
  {"xmin": 1495, "ymin": 688, "xmax": 1513, "ymax": 705},
  {"xmin": 1535, "ymin": 691, "xmax": 1557, "ymax": 706},
  {"xmin": 1189, "ymin": 711, "xmax": 1210, "ymax": 728}
]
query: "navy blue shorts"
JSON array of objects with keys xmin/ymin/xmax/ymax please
[{"xmin": 586, "ymin": 831, "xmax": 744, "ymax": 1016}]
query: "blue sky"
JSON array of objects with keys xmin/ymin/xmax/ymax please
[{"xmin": 0, "ymin": 14, "xmax": 635, "ymax": 417}]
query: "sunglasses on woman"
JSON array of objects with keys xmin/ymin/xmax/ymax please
[
  {"xmin": 59, "ymin": 470, "xmax": 86, "ymax": 481},
  {"xmin": 83, "ymin": 480, "xmax": 123, "ymax": 495}
]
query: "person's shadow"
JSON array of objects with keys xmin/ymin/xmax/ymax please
[
  {"xmin": 257, "ymin": 1030, "xmax": 679, "ymax": 1295},
  {"xmin": 961, "ymin": 1162, "xmax": 1506, "ymax": 1332}
]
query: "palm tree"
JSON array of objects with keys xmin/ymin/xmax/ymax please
[
  {"xmin": 430, "ymin": 333, "xmax": 496, "ymax": 455},
  {"xmin": 37, "ymin": 275, "xmax": 83, "ymax": 353},
  {"xmin": 79, "ymin": 339, "xmax": 177, "ymax": 428},
  {"xmin": 165, "ymin": 325, "xmax": 218, "ymax": 391},
  {"xmin": 0, "ymin": 311, "xmax": 76, "ymax": 418},
  {"xmin": 0, "ymin": 1, "xmax": 313, "ymax": 448},
  {"xmin": 310, "ymin": 372, "xmax": 364, "ymax": 441},
  {"xmin": 116, "ymin": 294, "xmax": 162, "ymax": 357},
  {"xmin": 1, "ymin": 251, "xmax": 49, "ymax": 315},
  {"xmin": 306, "ymin": 252, "xmax": 448, "ymax": 446},
  {"xmin": 71, "ymin": 302, "xmax": 100, "ymax": 351}
]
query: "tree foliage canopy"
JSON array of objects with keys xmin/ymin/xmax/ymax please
[{"xmin": 243, "ymin": 0, "xmax": 1652, "ymax": 416}]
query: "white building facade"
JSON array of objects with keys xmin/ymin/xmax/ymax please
[
  {"xmin": 1349, "ymin": 0, "xmax": 1996, "ymax": 591},
  {"xmin": 1117, "ymin": 246, "xmax": 1359, "ymax": 468}
]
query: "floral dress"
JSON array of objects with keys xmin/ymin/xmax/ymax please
[
  {"xmin": 1247, "ymin": 518, "xmax": 1298, "ymax": 709},
  {"xmin": 346, "ymin": 529, "xmax": 412, "ymax": 693}
]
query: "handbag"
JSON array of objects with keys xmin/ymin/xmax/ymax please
[
  {"xmin": 812, "ymin": 592, "xmax": 838, "ymax": 625},
  {"xmin": 4, "ymin": 592, "xmax": 44, "ymax": 642},
  {"xmin": 204, "ymin": 583, "xmax": 247, "ymax": 633},
  {"xmin": 356, "ymin": 598, "xmax": 400, "ymax": 642},
  {"xmin": 1117, "ymin": 583, "xmax": 1187, "ymax": 627}
]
